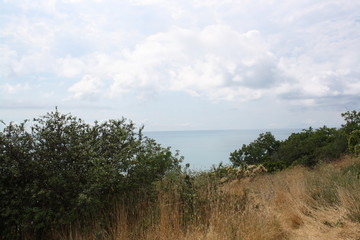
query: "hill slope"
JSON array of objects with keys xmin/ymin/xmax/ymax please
[
  {"xmin": 142, "ymin": 156, "xmax": 360, "ymax": 240},
  {"xmin": 53, "ymin": 156, "xmax": 360, "ymax": 240}
]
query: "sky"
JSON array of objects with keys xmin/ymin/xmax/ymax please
[{"xmin": 0, "ymin": 0, "xmax": 359, "ymax": 131}]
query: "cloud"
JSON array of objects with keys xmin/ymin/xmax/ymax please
[
  {"xmin": 277, "ymin": 26, "xmax": 360, "ymax": 108},
  {"xmin": 1, "ymin": 0, "xmax": 360, "ymax": 111},
  {"xmin": 0, "ymin": 46, "xmax": 18, "ymax": 78},
  {"xmin": 3, "ymin": 0, "xmax": 58, "ymax": 13},
  {"xmin": 129, "ymin": 0, "xmax": 185, "ymax": 18},
  {"xmin": 108, "ymin": 25, "xmax": 279, "ymax": 101},
  {"xmin": 68, "ymin": 75, "xmax": 103, "ymax": 100},
  {"xmin": 57, "ymin": 56, "xmax": 85, "ymax": 78},
  {"xmin": 0, "ymin": 83, "xmax": 30, "ymax": 94}
]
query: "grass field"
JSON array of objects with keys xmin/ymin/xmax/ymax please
[{"xmin": 53, "ymin": 156, "xmax": 360, "ymax": 240}]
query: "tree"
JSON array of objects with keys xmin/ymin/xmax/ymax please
[
  {"xmin": 0, "ymin": 109, "xmax": 182, "ymax": 239},
  {"xmin": 347, "ymin": 130, "xmax": 360, "ymax": 155},
  {"xmin": 229, "ymin": 132, "xmax": 280, "ymax": 167},
  {"xmin": 276, "ymin": 126, "xmax": 347, "ymax": 167},
  {"xmin": 341, "ymin": 110, "xmax": 360, "ymax": 136},
  {"xmin": 341, "ymin": 110, "xmax": 360, "ymax": 155}
]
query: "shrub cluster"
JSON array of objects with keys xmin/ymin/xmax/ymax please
[
  {"xmin": 230, "ymin": 110, "xmax": 360, "ymax": 171},
  {"xmin": 0, "ymin": 110, "xmax": 181, "ymax": 239}
]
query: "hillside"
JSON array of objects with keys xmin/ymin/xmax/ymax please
[
  {"xmin": 136, "ymin": 155, "xmax": 360, "ymax": 240},
  {"xmin": 1, "ymin": 110, "xmax": 359, "ymax": 239},
  {"xmin": 215, "ymin": 155, "xmax": 360, "ymax": 240},
  {"xmin": 53, "ymin": 155, "xmax": 360, "ymax": 240}
]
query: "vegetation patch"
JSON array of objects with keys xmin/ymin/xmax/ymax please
[{"xmin": 1, "ymin": 109, "xmax": 360, "ymax": 239}]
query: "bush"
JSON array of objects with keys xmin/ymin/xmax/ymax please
[
  {"xmin": 262, "ymin": 160, "xmax": 286, "ymax": 173},
  {"xmin": 0, "ymin": 109, "xmax": 181, "ymax": 239},
  {"xmin": 277, "ymin": 126, "xmax": 347, "ymax": 167},
  {"xmin": 229, "ymin": 132, "xmax": 280, "ymax": 167},
  {"xmin": 340, "ymin": 110, "xmax": 360, "ymax": 156},
  {"xmin": 229, "ymin": 125, "xmax": 349, "ymax": 171},
  {"xmin": 347, "ymin": 130, "xmax": 360, "ymax": 155},
  {"xmin": 341, "ymin": 110, "xmax": 360, "ymax": 136}
]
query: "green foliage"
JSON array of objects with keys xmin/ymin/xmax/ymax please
[
  {"xmin": 341, "ymin": 110, "xmax": 360, "ymax": 155},
  {"xmin": 0, "ymin": 110, "xmax": 181, "ymax": 239},
  {"xmin": 210, "ymin": 162, "xmax": 235, "ymax": 180},
  {"xmin": 229, "ymin": 110, "xmax": 354, "ymax": 171},
  {"xmin": 229, "ymin": 132, "xmax": 280, "ymax": 167},
  {"xmin": 341, "ymin": 110, "xmax": 360, "ymax": 136},
  {"xmin": 277, "ymin": 126, "xmax": 347, "ymax": 167},
  {"xmin": 262, "ymin": 160, "xmax": 286, "ymax": 172},
  {"xmin": 347, "ymin": 130, "xmax": 360, "ymax": 155}
]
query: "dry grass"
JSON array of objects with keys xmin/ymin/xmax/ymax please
[{"xmin": 55, "ymin": 156, "xmax": 360, "ymax": 240}]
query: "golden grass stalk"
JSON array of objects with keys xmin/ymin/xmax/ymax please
[{"xmin": 50, "ymin": 156, "xmax": 360, "ymax": 240}]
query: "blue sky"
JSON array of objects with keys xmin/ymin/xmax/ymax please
[{"xmin": 1, "ymin": 0, "xmax": 359, "ymax": 131}]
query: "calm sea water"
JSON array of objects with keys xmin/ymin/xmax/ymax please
[{"xmin": 144, "ymin": 129, "xmax": 300, "ymax": 170}]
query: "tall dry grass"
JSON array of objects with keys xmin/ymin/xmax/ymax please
[{"xmin": 54, "ymin": 156, "xmax": 360, "ymax": 240}]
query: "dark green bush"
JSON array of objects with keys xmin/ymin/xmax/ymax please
[
  {"xmin": 347, "ymin": 130, "xmax": 360, "ymax": 155},
  {"xmin": 262, "ymin": 160, "xmax": 286, "ymax": 172},
  {"xmin": 0, "ymin": 110, "xmax": 181, "ymax": 239},
  {"xmin": 277, "ymin": 126, "xmax": 347, "ymax": 167},
  {"xmin": 341, "ymin": 110, "xmax": 360, "ymax": 155},
  {"xmin": 229, "ymin": 132, "xmax": 280, "ymax": 167},
  {"xmin": 229, "ymin": 111, "xmax": 360, "ymax": 171},
  {"xmin": 341, "ymin": 110, "xmax": 360, "ymax": 136}
]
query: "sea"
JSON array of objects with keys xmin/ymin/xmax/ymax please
[{"xmin": 144, "ymin": 129, "xmax": 301, "ymax": 170}]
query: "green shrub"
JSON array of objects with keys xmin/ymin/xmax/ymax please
[
  {"xmin": 0, "ymin": 109, "xmax": 181, "ymax": 239},
  {"xmin": 341, "ymin": 110, "xmax": 360, "ymax": 156},
  {"xmin": 341, "ymin": 110, "xmax": 360, "ymax": 136},
  {"xmin": 277, "ymin": 126, "xmax": 347, "ymax": 167},
  {"xmin": 262, "ymin": 160, "xmax": 286, "ymax": 173},
  {"xmin": 347, "ymin": 130, "xmax": 360, "ymax": 155},
  {"xmin": 229, "ymin": 132, "xmax": 280, "ymax": 167},
  {"xmin": 229, "ymin": 127, "xmax": 347, "ymax": 170},
  {"xmin": 229, "ymin": 110, "xmax": 360, "ymax": 171}
]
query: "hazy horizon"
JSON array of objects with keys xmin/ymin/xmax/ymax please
[{"xmin": 145, "ymin": 128, "xmax": 301, "ymax": 169}]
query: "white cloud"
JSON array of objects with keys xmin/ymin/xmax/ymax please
[
  {"xmin": 1, "ymin": 0, "xmax": 360, "ymax": 111},
  {"xmin": 57, "ymin": 56, "xmax": 85, "ymax": 78},
  {"xmin": 68, "ymin": 75, "xmax": 103, "ymax": 100},
  {"xmin": 0, "ymin": 83, "xmax": 30, "ymax": 94},
  {"xmin": 0, "ymin": 46, "xmax": 18, "ymax": 77},
  {"xmin": 13, "ymin": 52, "xmax": 57, "ymax": 75},
  {"xmin": 62, "ymin": 0, "xmax": 83, "ymax": 3},
  {"xmin": 345, "ymin": 80, "xmax": 360, "ymax": 95},
  {"xmin": 129, "ymin": 0, "xmax": 185, "ymax": 18},
  {"xmin": 108, "ymin": 25, "xmax": 279, "ymax": 101}
]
